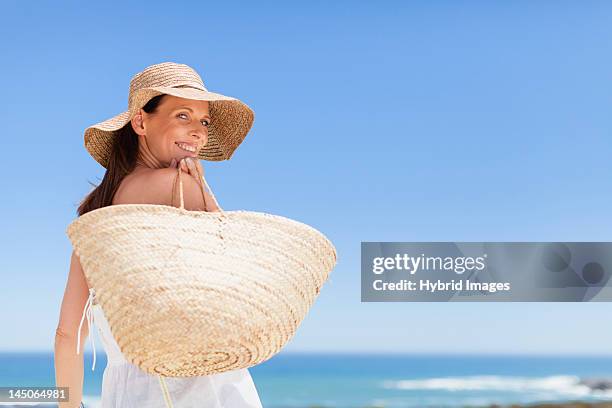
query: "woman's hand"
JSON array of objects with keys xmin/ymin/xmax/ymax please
[{"xmin": 169, "ymin": 157, "xmax": 220, "ymax": 211}]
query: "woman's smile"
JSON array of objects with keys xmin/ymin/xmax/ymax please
[{"xmin": 175, "ymin": 141, "xmax": 199, "ymax": 156}]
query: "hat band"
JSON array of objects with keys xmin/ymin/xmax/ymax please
[
  {"xmin": 128, "ymin": 82, "xmax": 207, "ymax": 108},
  {"xmin": 170, "ymin": 84, "xmax": 206, "ymax": 91}
]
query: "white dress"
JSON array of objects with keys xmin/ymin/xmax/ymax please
[{"xmin": 77, "ymin": 289, "xmax": 264, "ymax": 408}]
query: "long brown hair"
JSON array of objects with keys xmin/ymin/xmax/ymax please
[{"xmin": 77, "ymin": 94, "xmax": 167, "ymax": 216}]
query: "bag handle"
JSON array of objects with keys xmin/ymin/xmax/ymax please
[
  {"xmin": 172, "ymin": 162, "xmax": 223, "ymax": 212},
  {"xmin": 157, "ymin": 163, "xmax": 222, "ymax": 408},
  {"xmin": 158, "ymin": 375, "xmax": 174, "ymax": 408}
]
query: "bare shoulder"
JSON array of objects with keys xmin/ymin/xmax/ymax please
[{"xmin": 113, "ymin": 168, "xmax": 209, "ymax": 211}]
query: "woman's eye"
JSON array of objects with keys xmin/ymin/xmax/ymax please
[{"xmin": 178, "ymin": 113, "xmax": 208, "ymax": 127}]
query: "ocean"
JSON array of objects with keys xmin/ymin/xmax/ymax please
[{"xmin": 2, "ymin": 352, "xmax": 612, "ymax": 407}]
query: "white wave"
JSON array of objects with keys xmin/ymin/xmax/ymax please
[
  {"xmin": 382, "ymin": 375, "xmax": 593, "ymax": 396},
  {"xmin": 82, "ymin": 395, "xmax": 101, "ymax": 408}
]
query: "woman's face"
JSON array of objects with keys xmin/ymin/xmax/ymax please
[{"xmin": 131, "ymin": 95, "xmax": 210, "ymax": 168}]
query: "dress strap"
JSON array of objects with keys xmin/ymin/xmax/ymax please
[
  {"xmin": 76, "ymin": 287, "xmax": 97, "ymax": 371},
  {"xmin": 76, "ymin": 288, "xmax": 172, "ymax": 407}
]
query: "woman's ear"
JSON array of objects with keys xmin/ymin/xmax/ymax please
[{"xmin": 131, "ymin": 109, "xmax": 146, "ymax": 136}]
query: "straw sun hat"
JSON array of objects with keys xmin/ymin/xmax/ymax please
[
  {"xmin": 84, "ymin": 61, "xmax": 255, "ymax": 168},
  {"xmin": 68, "ymin": 62, "xmax": 337, "ymax": 406}
]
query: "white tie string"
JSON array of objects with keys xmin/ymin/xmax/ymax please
[{"xmin": 76, "ymin": 287, "xmax": 97, "ymax": 371}]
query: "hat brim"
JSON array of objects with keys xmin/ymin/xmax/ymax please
[{"xmin": 84, "ymin": 86, "xmax": 255, "ymax": 168}]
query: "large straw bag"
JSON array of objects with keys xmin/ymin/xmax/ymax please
[{"xmin": 66, "ymin": 165, "xmax": 337, "ymax": 378}]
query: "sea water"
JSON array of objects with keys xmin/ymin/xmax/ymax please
[{"xmin": 1, "ymin": 352, "xmax": 612, "ymax": 407}]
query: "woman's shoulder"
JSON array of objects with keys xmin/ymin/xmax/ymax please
[
  {"xmin": 112, "ymin": 168, "xmax": 173, "ymax": 206},
  {"xmin": 113, "ymin": 167, "xmax": 210, "ymax": 211}
]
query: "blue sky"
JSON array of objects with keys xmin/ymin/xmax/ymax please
[{"xmin": 1, "ymin": 0, "xmax": 612, "ymax": 354}]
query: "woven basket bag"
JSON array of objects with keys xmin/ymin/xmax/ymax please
[{"xmin": 66, "ymin": 165, "xmax": 337, "ymax": 381}]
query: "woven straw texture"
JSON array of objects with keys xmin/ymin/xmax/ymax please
[
  {"xmin": 66, "ymin": 166, "xmax": 337, "ymax": 377},
  {"xmin": 84, "ymin": 62, "xmax": 255, "ymax": 168}
]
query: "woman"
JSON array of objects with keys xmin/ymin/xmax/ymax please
[{"xmin": 54, "ymin": 62, "xmax": 261, "ymax": 407}]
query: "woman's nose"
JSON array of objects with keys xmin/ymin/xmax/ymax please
[
  {"xmin": 190, "ymin": 127, "xmax": 205, "ymax": 139},
  {"xmin": 191, "ymin": 129, "xmax": 207, "ymax": 145}
]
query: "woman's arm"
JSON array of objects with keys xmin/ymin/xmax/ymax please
[{"xmin": 54, "ymin": 250, "xmax": 90, "ymax": 408}]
